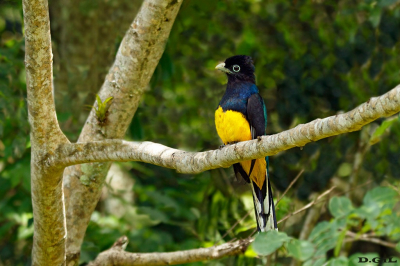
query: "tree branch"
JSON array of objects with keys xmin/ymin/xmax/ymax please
[
  {"xmin": 54, "ymin": 85, "xmax": 400, "ymax": 172},
  {"xmin": 62, "ymin": 0, "xmax": 183, "ymax": 263},
  {"xmin": 88, "ymin": 237, "xmax": 252, "ymax": 266},
  {"xmin": 345, "ymin": 231, "xmax": 397, "ymax": 249},
  {"xmin": 277, "ymin": 169, "xmax": 304, "ymax": 205},
  {"xmin": 23, "ymin": 0, "xmax": 67, "ymax": 145},
  {"xmin": 23, "ymin": 0, "xmax": 69, "ymax": 264},
  {"xmin": 278, "ymin": 186, "xmax": 336, "ymax": 224}
]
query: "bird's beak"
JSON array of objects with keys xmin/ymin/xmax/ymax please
[{"xmin": 215, "ymin": 63, "xmax": 232, "ymax": 74}]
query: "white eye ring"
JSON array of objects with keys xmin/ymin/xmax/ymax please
[{"xmin": 232, "ymin": 65, "xmax": 240, "ymax": 72}]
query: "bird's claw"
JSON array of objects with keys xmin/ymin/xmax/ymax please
[{"xmin": 219, "ymin": 141, "xmax": 239, "ymax": 149}]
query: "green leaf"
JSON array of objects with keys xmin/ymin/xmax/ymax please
[
  {"xmin": 363, "ymin": 187, "xmax": 397, "ymax": 208},
  {"xmin": 337, "ymin": 163, "xmax": 352, "ymax": 177},
  {"xmin": 334, "ymin": 228, "xmax": 347, "ymax": 257},
  {"xmin": 314, "ymin": 236, "xmax": 340, "ymax": 257},
  {"xmin": 370, "ymin": 118, "xmax": 397, "ymax": 144},
  {"xmin": 304, "ymin": 257, "xmax": 326, "ymax": 266},
  {"xmin": 395, "ymin": 242, "xmax": 400, "ymax": 253},
  {"xmin": 94, "ymin": 94, "xmax": 113, "ymax": 123},
  {"xmin": 368, "ymin": 7, "xmax": 382, "ymax": 28},
  {"xmin": 329, "ymin": 197, "xmax": 354, "ymax": 218},
  {"xmin": 287, "ymin": 239, "xmax": 315, "ymax": 261},
  {"xmin": 80, "ymin": 175, "xmax": 91, "ymax": 186},
  {"xmin": 252, "ymin": 230, "xmax": 291, "ymax": 256},
  {"xmin": 309, "ymin": 221, "xmax": 331, "ymax": 241},
  {"xmin": 103, "ymin": 96, "xmax": 114, "ymax": 106},
  {"xmin": 17, "ymin": 223, "xmax": 34, "ymax": 240},
  {"xmin": 326, "ymin": 256, "xmax": 349, "ymax": 266},
  {"xmin": 309, "ymin": 221, "xmax": 341, "ymax": 258},
  {"xmin": 349, "ymin": 253, "xmax": 379, "ymax": 266},
  {"xmin": 95, "ymin": 94, "xmax": 102, "ymax": 107}
]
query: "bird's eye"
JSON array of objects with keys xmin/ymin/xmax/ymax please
[{"xmin": 232, "ymin": 65, "xmax": 240, "ymax": 72}]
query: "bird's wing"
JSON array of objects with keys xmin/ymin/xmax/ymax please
[
  {"xmin": 247, "ymin": 93, "xmax": 266, "ymax": 138},
  {"xmin": 247, "ymin": 93, "xmax": 277, "ymax": 231},
  {"xmin": 232, "ymin": 92, "xmax": 267, "ymax": 182},
  {"xmin": 247, "ymin": 93, "xmax": 266, "ymax": 176}
]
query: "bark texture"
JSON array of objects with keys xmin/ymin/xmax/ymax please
[
  {"xmin": 88, "ymin": 237, "xmax": 252, "ymax": 266},
  {"xmin": 23, "ymin": 0, "xmax": 69, "ymax": 264},
  {"xmin": 62, "ymin": 0, "xmax": 183, "ymax": 263},
  {"xmin": 49, "ymin": 0, "xmax": 141, "ymax": 130},
  {"xmin": 54, "ymin": 84, "xmax": 400, "ymax": 173}
]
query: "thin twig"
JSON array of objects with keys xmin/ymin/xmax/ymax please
[
  {"xmin": 277, "ymin": 180, "xmax": 373, "ymax": 225},
  {"xmin": 215, "ymin": 210, "xmax": 252, "ymax": 245},
  {"xmin": 218, "ymin": 168, "xmax": 235, "ymax": 194},
  {"xmin": 298, "ymin": 202, "xmax": 324, "ymax": 241},
  {"xmin": 383, "ymin": 180, "xmax": 400, "ymax": 196},
  {"xmin": 278, "ymin": 186, "xmax": 336, "ymax": 224},
  {"xmin": 250, "ymin": 227, "xmax": 258, "ymax": 238},
  {"xmin": 345, "ymin": 231, "xmax": 397, "ymax": 249},
  {"xmin": 336, "ymin": 180, "xmax": 373, "ymax": 198},
  {"xmin": 215, "ymin": 169, "xmax": 304, "ymax": 244},
  {"xmin": 277, "ymin": 169, "xmax": 304, "ymax": 205},
  {"xmin": 223, "ymin": 180, "xmax": 373, "ymax": 244}
]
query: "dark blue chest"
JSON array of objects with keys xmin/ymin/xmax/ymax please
[{"xmin": 219, "ymin": 82, "xmax": 258, "ymax": 115}]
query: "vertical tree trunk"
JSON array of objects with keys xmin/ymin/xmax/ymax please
[{"xmin": 23, "ymin": 0, "xmax": 70, "ymax": 264}]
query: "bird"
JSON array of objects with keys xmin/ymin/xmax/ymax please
[{"xmin": 214, "ymin": 55, "xmax": 277, "ymax": 232}]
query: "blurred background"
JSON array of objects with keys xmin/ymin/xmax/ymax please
[{"xmin": 1, "ymin": 0, "xmax": 400, "ymax": 265}]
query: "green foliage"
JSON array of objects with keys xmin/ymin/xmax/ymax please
[
  {"xmin": 93, "ymin": 94, "xmax": 113, "ymax": 125},
  {"xmin": 253, "ymin": 186, "xmax": 400, "ymax": 265},
  {"xmin": 370, "ymin": 116, "xmax": 399, "ymax": 144},
  {"xmin": 252, "ymin": 230, "xmax": 291, "ymax": 256},
  {"xmin": 287, "ymin": 239, "xmax": 315, "ymax": 261},
  {"xmin": 329, "ymin": 197, "xmax": 354, "ymax": 218},
  {"xmin": 326, "ymin": 256, "xmax": 349, "ymax": 266},
  {"xmin": 0, "ymin": 1, "xmax": 32, "ymax": 265}
]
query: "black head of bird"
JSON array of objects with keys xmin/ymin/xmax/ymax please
[{"xmin": 215, "ymin": 55, "xmax": 255, "ymax": 84}]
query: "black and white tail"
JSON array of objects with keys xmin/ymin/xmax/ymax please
[{"xmin": 250, "ymin": 173, "xmax": 277, "ymax": 232}]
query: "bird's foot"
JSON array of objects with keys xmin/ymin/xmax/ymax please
[{"xmin": 219, "ymin": 141, "xmax": 239, "ymax": 149}]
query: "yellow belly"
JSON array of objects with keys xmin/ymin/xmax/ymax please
[
  {"xmin": 215, "ymin": 106, "xmax": 266, "ymax": 189},
  {"xmin": 215, "ymin": 106, "xmax": 251, "ymax": 144}
]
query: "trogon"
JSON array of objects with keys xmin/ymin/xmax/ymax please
[{"xmin": 215, "ymin": 55, "xmax": 277, "ymax": 232}]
